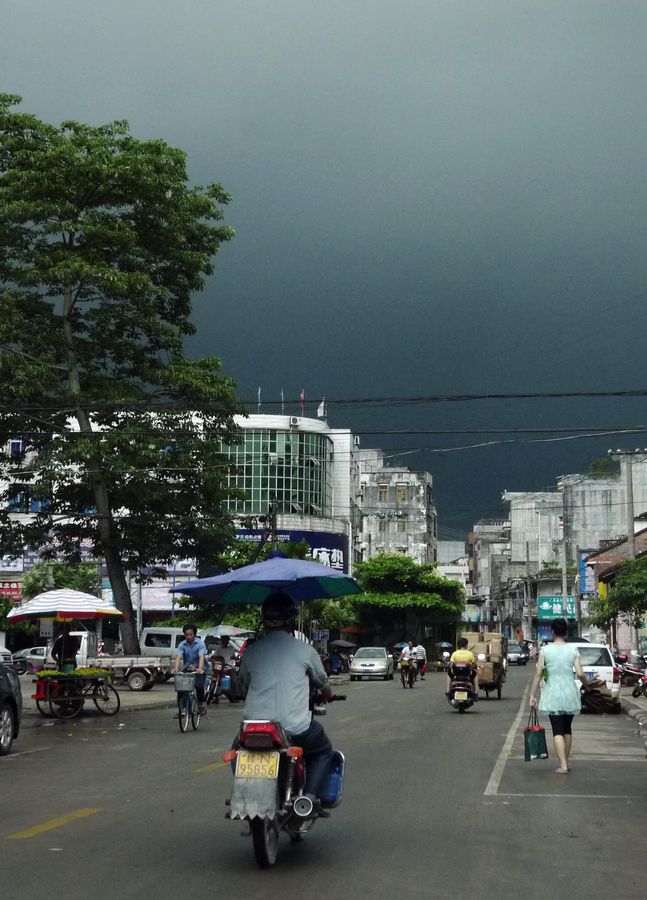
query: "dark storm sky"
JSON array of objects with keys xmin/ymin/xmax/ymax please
[{"xmin": 4, "ymin": 1, "xmax": 647, "ymax": 535}]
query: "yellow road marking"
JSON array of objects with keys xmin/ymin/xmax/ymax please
[
  {"xmin": 7, "ymin": 807, "xmax": 102, "ymax": 840},
  {"xmin": 195, "ymin": 761, "xmax": 228, "ymax": 774}
]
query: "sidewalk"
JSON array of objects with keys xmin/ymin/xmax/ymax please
[
  {"xmin": 21, "ymin": 671, "xmax": 352, "ymax": 719},
  {"xmin": 20, "ymin": 675, "xmax": 177, "ymax": 718},
  {"xmin": 620, "ymin": 685, "xmax": 647, "ymax": 756}
]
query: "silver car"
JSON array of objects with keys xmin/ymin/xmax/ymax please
[{"xmin": 349, "ymin": 647, "xmax": 394, "ymax": 681}]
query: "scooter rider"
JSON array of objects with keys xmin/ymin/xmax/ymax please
[
  {"xmin": 446, "ymin": 637, "xmax": 479, "ymax": 700},
  {"xmin": 237, "ymin": 591, "xmax": 335, "ymax": 806}
]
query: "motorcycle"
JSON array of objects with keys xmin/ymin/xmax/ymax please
[
  {"xmin": 205, "ymin": 654, "xmax": 239, "ymax": 705},
  {"xmin": 619, "ymin": 659, "xmax": 647, "ymax": 687},
  {"xmin": 631, "ymin": 672, "xmax": 647, "ymax": 699},
  {"xmin": 400, "ymin": 657, "xmax": 417, "ymax": 688},
  {"xmin": 222, "ymin": 693, "xmax": 346, "ymax": 868},
  {"xmin": 447, "ymin": 662, "xmax": 477, "ymax": 713}
]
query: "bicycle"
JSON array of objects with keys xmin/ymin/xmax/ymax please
[{"xmin": 174, "ymin": 671, "xmax": 202, "ymax": 733}]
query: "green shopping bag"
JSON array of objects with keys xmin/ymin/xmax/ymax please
[{"xmin": 524, "ymin": 708, "xmax": 549, "ymax": 761}]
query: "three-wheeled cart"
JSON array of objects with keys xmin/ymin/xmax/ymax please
[
  {"xmin": 479, "ymin": 660, "xmax": 507, "ymax": 699},
  {"xmin": 32, "ymin": 672, "xmax": 121, "ymax": 719}
]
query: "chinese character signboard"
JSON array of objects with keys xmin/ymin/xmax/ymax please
[
  {"xmin": 236, "ymin": 529, "xmax": 348, "ymax": 572},
  {"xmin": 312, "ymin": 629, "xmax": 330, "ymax": 641},
  {"xmin": 537, "ymin": 595, "xmax": 575, "ymax": 620},
  {"xmin": 0, "ymin": 581, "xmax": 22, "ymax": 601}
]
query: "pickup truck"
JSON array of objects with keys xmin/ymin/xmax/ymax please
[{"xmin": 48, "ymin": 631, "xmax": 172, "ymax": 691}]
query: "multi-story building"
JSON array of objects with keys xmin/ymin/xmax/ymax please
[
  {"xmin": 221, "ymin": 414, "xmax": 360, "ymax": 572},
  {"xmin": 356, "ymin": 449, "xmax": 437, "ymax": 564}
]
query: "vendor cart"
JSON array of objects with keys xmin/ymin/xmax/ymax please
[{"xmin": 33, "ymin": 672, "xmax": 120, "ymax": 719}]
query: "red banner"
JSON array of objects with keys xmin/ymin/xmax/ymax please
[{"xmin": 0, "ymin": 581, "xmax": 22, "ymax": 601}]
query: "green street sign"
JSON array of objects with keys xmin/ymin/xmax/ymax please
[{"xmin": 537, "ymin": 595, "xmax": 575, "ymax": 620}]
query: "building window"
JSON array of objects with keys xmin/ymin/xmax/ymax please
[
  {"xmin": 397, "ymin": 516, "xmax": 407, "ymax": 533},
  {"xmin": 377, "ymin": 484, "xmax": 388, "ymax": 502},
  {"xmin": 395, "ymin": 484, "xmax": 407, "ymax": 503},
  {"xmin": 378, "ymin": 518, "xmax": 386, "ymax": 533}
]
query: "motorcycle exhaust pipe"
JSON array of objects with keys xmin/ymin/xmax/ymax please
[{"xmin": 293, "ymin": 796, "xmax": 315, "ymax": 818}]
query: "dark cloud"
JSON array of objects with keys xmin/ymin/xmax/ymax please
[{"xmin": 3, "ymin": 1, "xmax": 647, "ymax": 528}]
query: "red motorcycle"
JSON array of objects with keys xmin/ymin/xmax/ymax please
[{"xmin": 222, "ymin": 694, "xmax": 346, "ymax": 868}]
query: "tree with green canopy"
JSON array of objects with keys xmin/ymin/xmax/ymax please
[
  {"xmin": 0, "ymin": 95, "xmax": 245, "ymax": 652},
  {"xmin": 350, "ymin": 553, "xmax": 465, "ymax": 640},
  {"xmin": 588, "ymin": 556, "xmax": 647, "ymax": 643}
]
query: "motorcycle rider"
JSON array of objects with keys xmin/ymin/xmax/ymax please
[
  {"xmin": 446, "ymin": 637, "xmax": 479, "ymax": 700},
  {"xmin": 237, "ymin": 591, "xmax": 335, "ymax": 807}
]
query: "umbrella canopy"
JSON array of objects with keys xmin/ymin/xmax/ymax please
[
  {"xmin": 170, "ymin": 555, "xmax": 362, "ymax": 605},
  {"xmin": 435, "ymin": 641, "xmax": 454, "ymax": 649},
  {"xmin": 7, "ymin": 589, "xmax": 123, "ymax": 623},
  {"xmin": 328, "ymin": 639, "xmax": 357, "ymax": 650}
]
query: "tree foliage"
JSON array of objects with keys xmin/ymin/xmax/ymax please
[
  {"xmin": 588, "ymin": 556, "xmax": 647, "ymax": 630},
  {"xmin": 0, "ymin": 95, "xmax": 245, "ymax": 652},
  {"xmin": 20, "ymin": 560, "xmax": 101, "ymax": 601},
  {"xmin": 353, "ymin": 553, "xmax": 465, "ymax": 613}
]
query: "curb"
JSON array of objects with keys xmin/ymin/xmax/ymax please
[{"xmin": 622, "ymin": 697, "xmax": 647, "ymax": 755}]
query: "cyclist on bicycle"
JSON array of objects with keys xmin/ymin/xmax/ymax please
[{"xmin": 174, "ymin": 624, "xmax": 208, "ymax": 715}]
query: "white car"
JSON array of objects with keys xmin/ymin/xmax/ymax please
[
  {"xmin": 349, "ymin": 647, "xmax": 394, "ymax": 681},
  {"xmin": 571, "ymin": 642, "xmax": 621, "ymax": 703}
]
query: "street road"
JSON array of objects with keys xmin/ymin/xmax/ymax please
[{"xmin": 3, "ymin": 667, "xmax": 646, "ymax": 899}]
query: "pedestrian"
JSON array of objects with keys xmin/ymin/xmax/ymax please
[
  {"xmin": 529, "ymin": 618, "xmax": 589, "ymax": 774},
  {"xmin": 415, "ymin": 642, "xmax": 427, "ymax": 678}
]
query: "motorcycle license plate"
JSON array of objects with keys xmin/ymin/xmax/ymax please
[
  {"xmin": 235, "ymin": 751, "xmax": 280, "ymax": 779},
  {"xmin": 454, "ymin": 691, "xmax": 468, "ymax": 701}
]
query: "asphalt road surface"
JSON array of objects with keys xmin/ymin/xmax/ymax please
[{"xmin": 3, "ymin": 666, "xmax": 646, "ymax": 899}]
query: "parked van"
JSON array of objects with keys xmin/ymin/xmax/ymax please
[{"xmin": 139, "ymin": 626, "xmax": 252, "ymax": 661}]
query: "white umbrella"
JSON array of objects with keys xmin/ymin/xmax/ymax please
[{"xmin": 7, "ymin": 589, "xmax": 123, "ymax": 623}]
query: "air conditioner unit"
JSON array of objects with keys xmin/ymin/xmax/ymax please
[{"xmin": 289, "ymin": 416, "xmax": 299, "ymax": 427}]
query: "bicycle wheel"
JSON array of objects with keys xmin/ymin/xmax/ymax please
[
  {"xmin": 92, "ymin": 682, "xmax": 121, "ymax": 716},
  {"xmin": 190, "ymin": 692, "xmax": 201, "ymax": 730},
  {"xmin": 178, "ymin": 694, "xmax": 190, "ymax": 733},
  {"xmin": 50, "ymin": 683, "xmax": 84, "ymax": 719}
]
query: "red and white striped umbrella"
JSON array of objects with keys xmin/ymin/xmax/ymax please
[{"xmin": 7, "ymin": 589, "xmax": 123, "ymax": 623}]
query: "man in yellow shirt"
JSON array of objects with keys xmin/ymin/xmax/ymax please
[{"xmin": 446, "ymin": 637, "xmax": 479, "ymax": 698}]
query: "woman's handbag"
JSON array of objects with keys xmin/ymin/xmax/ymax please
[{"xmin": 524, "ymin": 708, "xmax": 549, "ymax": 761}]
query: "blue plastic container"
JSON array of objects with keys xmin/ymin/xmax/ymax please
[
  {"xmin": 220, "ymin": 674, "xmax": 232, "ymax": 692},
  {"xmin": 321, "ymin": 750, "xmax": 345, "ymax": 807}
]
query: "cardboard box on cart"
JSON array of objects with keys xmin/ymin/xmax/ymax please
[{"xmin": 477, "ymin": 661, "xmax": 495, "ymax": 684}]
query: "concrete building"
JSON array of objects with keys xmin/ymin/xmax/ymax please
[
  {"xmin": 222, "ymin": 414, "xmax": 361, "ymax": 572},
  {"xmin": 356, "ymin": 449, "xmax": 437, "ymax": 564}
]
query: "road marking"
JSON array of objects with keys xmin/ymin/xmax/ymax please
[
  {"xmin": 195, "ymin": 761, "xmax": 228, "ymax": 774},
  {"xmin": 484, "ymin": 681, "xmax": 530, "ymax": 796},
  {"xmin": 7, "ymin": 807, "xmax": 102, "ymax": 840},
  {"xmin": 495, "ymin": 793, "xmax": 634, "ymax": 799},
  {"xmin": 1, "ymin": 747, "xmax": 51, "ymax": 759},
  {"xmin": 337, "ymin": 716, "xmax": 355, "ymax": 724}
]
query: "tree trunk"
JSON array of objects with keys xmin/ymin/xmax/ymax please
[{"xmin": 62, "ymin": 283, "xmax": 140, "ymax": 653}]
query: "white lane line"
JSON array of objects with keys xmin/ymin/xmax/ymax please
[
  {"xmin": 2, "ymin": 747, "xmax": 51, "ymax": 760},
  {"xmin": 483, "ymin": 681, "xmax": 530, "ymax": 796},
  {"xmin": 495, "ymin": 793, "xmax": 634, "ymax": 799}
]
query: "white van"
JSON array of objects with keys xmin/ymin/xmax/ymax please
[{"xmin": 139, "ymin": 626, "xmax": 252, "ymax": 660}]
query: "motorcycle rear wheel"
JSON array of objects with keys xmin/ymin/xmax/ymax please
[
  {"xmin": 252, "ymin": 816, "xmax": 280, "ymax": 868},
  {"xmin": 632, "ymin": 685, "xmax": 642, "ymax": 698}
]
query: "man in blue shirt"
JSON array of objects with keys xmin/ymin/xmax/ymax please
[{"xmin": 174, "ymin": 624, "xmax": 207, "ymax": 714}]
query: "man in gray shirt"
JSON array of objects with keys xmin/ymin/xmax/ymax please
[{"xmin": 238, "ymin": 591, "xmax": 335, "ymax": 802}]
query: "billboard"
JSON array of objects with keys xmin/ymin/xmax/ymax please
[
  {"xmin": 578, "ymin": 550, "xmax": 597, "ymax": 595},
  {"xmin": 537, "ymin": 595, "xmax": 576, "ymax": 620},
  {"xmin": 236, "ymin": 529, "xmax": 348, "ymax": 572}
]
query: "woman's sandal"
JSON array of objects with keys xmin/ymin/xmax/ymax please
[{"xmin": 554, "ymin": 767, "xmax": 569, "ymax": 775}]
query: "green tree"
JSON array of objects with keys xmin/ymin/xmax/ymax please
[
  {"xmin": 20, "ymin": 560, "xmax": 101, "ymax": 601},
  {"xmin": 351, "ymin": 553, "xmax": 465, "ymax": 639},
  {"xmin": 589, "ymin": 557, "xmax": 647, "ymax": 636},
  {"xmin": 588, "ymin": 457, "xmax": 620, "ymax": 479},
  {"xmin": 0, "ymin": 95, "xmax": 245, "ymax": 652}
]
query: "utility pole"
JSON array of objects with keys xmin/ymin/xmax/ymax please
[
  {"xmin": 609, "ymin": 449, "xmax": 641, "ymax": 650},
  {"xmin": 525, "ymin": 541, "xmax": 532, "ymax": 641}
]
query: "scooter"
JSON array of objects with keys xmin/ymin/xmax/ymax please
[
  {"xmin": 222, "ymin": 694, "xmax": 346, "ymax": 868},
  {"xmin": 447, "ymin": 662, "xmax": 477, "ymax": 713},
  {"xmin": 205, "ymin": 654, "xmax": 239, "ymax": 705},
  {"xmin": 631, "ymin": 672, "xmax": 647, "ymax": 699}
]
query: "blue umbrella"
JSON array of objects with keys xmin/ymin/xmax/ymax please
[{"xmin": 170, "ymin": 554, "xmax": 362, "ymax": 605}]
